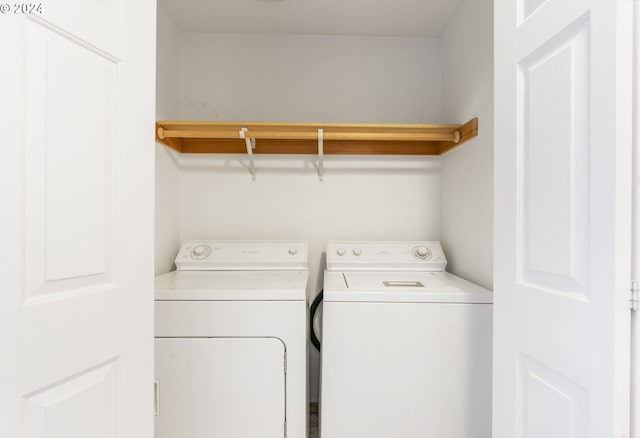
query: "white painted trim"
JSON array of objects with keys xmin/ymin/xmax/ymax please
[{"xmin": 631, "ymin": 3, "xmax": 640, "ymax": 437}]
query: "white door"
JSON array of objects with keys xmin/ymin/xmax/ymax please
[
  {"xmin": 0, "ymin": 2, "xmax": 156, "ymax": 437},
  {"xmin": 494, "ymin": 0, "xmax": 633, "ymax": 437}
]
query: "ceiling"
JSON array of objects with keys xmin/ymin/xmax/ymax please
[{"xmin": 158, "ymin": 0, "xmax": 464, "ymax": 38}]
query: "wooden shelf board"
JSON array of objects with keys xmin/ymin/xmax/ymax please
[
  {"xmin": 439, "ymin": 118, "xmax": 478, "ymax": 154},
  {"xmin": 181, "ymin": 139, "xmax": 441, "ymax": 155},
  {"xmin": 156, "ymin": 118, "xmax": 478, "ymax": 156}
]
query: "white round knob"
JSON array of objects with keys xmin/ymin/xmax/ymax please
[
  {"xmin": 288, "ymin": 247, "xmax": 298, "ymax": 255},
  {"xmin": 191, "ymin": 244, "xmax": 211, "ymax": 260},
  {"xmin": 353, "ymin": 248, "xmax": 362, "ymax": 256},
  {"xmin": 337, "ymin": 248, "xmax": 346, "ymax": 256},
  {"xmin": 416, "ymin": 246, "xmax": 429, "ymax": 257}
]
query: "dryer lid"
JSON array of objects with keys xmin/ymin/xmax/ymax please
[{"xmin": 155, "ymin": 270, "xmax": 308, "ymax": 301}]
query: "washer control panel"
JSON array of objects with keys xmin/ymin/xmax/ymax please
[
  {"xmin": 326, "ymin": 241, "xmax": 447, "ymax": 272},
  {"xmin": 175, "ymin": 240, "xmax": 308, "ymax": 271}
]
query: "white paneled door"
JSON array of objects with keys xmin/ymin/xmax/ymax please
[
  {"xmin": 0, "ymin": 2, "xmax": 156, "ymax": 438},
  {"xmin": 494, "ymin": 1, "xmax": 633, "ymax": 437}
]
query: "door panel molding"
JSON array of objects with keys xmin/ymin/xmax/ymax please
[{"xmin": 517, "ymin": 15, "xmax": 591, "ymax": 299}]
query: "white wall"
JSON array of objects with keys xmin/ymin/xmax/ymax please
[
  {"xmin": 155, "ymin": 6, "xmax": 181, "ymax": 275},
  {"xmin": 176, "ymin": 33, "xmax": 444, "ymax": 401},
  {"xmin": 180, "ymin": 33, "xmax": 443, "ymax": 123},
  {"xmin": 440, "ymin": 0, "xmax": 494, "ymax": 289},
  {"xmin": 178, "ymin": 155, "xmax": 442, "ymax": 293}
]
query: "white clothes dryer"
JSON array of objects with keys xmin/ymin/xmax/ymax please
[
  {"xmin": 320, "ymin": 241, "xmax": 492, "ymax": 438},
  {"xmin": 154, "ymin": 240, "xmax": 308, "ymax": 438}
]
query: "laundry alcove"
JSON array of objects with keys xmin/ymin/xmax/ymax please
[{"xmin": 155, "ymin": 0, "xmax": 493, "ymax": 410}]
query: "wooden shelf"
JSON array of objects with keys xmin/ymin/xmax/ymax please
[{"xmin": 155, "ymin": 118, "xmax": 478, "ymax": 156}]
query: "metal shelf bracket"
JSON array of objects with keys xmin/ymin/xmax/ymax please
[
  {"xmin": 318, "ymin": 128, "xmax": 324, "ymax": 181},
  {"xmin": 239, "ymin": 127, "xmax": 256, "ymax": 180}
]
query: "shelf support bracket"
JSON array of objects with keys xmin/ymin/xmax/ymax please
[
  {"xmin": 239, "ymin": 127, "xmax": 256, "ymax": 181},
  {"xmin": 318, "ymin": 128, "xmax": 324, "ymax": 181}
]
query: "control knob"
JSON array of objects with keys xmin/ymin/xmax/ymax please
[
  {"xmin": 337, "ymin": 248, "xmax": 346, "ymax": 256},
  {"xmin": 288, "ymin": 247, "xmax": 298, "ymax": 255},
  {"xmin": 191, "ymin": 244, "xmax": 212, "ymax": 260},
  {"xmin": 353, "ymin": 248, "xmax": 362, "ymax": 256},
  {"xmin": 413, "ymin": 246, "xmax": 431, "ymax": 260}
]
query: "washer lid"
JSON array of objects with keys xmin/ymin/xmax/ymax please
[
  {"xmin": 155, "ymin": 271, "xmax": 308, "ymax": 301},
  {"xmin": 175, "ymin": 240, "xmax": 308, "ymax": 271},
  {"xmin": 324, "ymin": 271, "xmax": 492, "ymax": 303}
]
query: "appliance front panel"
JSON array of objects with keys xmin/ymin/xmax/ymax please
[
  {"xmin": 320, "ymin": 301, "xmax": 492, "ymax": 438},
  {"xmin": 155, "ymin": 337, "xmax": 285, "ymax": 438}
]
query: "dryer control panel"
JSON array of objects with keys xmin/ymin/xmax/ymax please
[
  {"xmin": 175, "ymin": 240, "xmax": 308, "ymax": 271},
  {"xmin": 326, "ymin": 241, "xmax": 447, "ymax": 272}
]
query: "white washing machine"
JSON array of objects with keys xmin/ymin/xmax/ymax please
[
  {"xmin": 154, "ymin": 240, "xmax": 308, "ymax": 438},
  {"xmin": 320, "ymin": 241, "xmax": 492, "ymax": 438}
]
